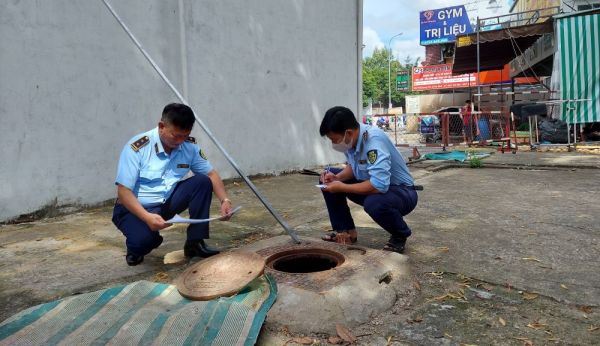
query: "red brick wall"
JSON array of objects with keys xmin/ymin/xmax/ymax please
[{"xmin": 423, "ymin": 45, "xmax": 441, "ymax": 66}]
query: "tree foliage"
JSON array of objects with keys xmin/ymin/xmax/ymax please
[{"xmin": 362, "ymin": 47, "xmax": 423, "ymax": 108}]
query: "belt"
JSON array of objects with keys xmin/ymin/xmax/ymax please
[{"xmin": 401, "ymin": 185, "xmax": 424, "ymax": 191}]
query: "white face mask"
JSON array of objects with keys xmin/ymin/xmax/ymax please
[{"xmin": 332, "ymin": 131, "xmax": 353, "ymax": 152}]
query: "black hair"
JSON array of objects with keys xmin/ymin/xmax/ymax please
[
  {"xmin": 161, "ymin": 103, "xmax": 195, "ymax": 130},
  {"xmin": 465, "ymin": 100, "xmax": 471, "ymax": 104},
  {"xmin": 319, "ymin": 106, "xmax": 359, "ymax": 136}
]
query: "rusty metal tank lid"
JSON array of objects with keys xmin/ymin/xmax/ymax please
[{"xmin": 176, "ymin": 251, "xmax": 266, "ymax": 301}]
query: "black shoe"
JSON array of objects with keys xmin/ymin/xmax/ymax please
[
  {"xmin": 184, "ymin": 239, "xmax": 220, "ymax": 258},
  {"xmin": 126, "ymin": 253, "xmax": 144, "ymax": 266},
  {"xmin": 382, "ymin": 237, "xmax": 407, "ymax": 254}
]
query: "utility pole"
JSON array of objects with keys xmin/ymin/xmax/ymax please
[{"xmin": 388, "ymin": 33, "xmax": 403, "ymax": 111}]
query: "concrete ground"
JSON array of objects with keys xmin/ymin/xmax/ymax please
[{"xmin": 1, "ymin": 149, "xmax": 599, "ymax": 345}]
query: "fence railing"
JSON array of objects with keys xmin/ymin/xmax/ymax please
[
  {"xmin": 362, "ymin": 91, "xmax": 558, "ymax": 151},
  {"xmin": 366, "ymin": 111, "xmax": 513, "ymax": 151}
]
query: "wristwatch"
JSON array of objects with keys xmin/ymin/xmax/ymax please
[{"xmin": 221, "ymin": 198, "xmax": 232, "ymax": 205}]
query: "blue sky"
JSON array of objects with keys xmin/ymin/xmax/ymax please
[{"xmin": 363, "ymin": 0, "xmax": 512, "ymax": 63}]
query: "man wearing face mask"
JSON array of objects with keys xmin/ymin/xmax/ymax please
[
  {"xmin": 318, "ymin": 106, "xmax": 421, "ymax": 253},
  {"xmin": 113, "ymin": 103, "xmax": 234, "ymax": 266}
]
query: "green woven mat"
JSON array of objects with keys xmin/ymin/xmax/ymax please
[
  {"xmin": 424, "ymin": 150, "xmax": 488, "ymax": 162},
  {"xmin": 0, "ymin": 274, "xmax": 276, "ymax": 346}
]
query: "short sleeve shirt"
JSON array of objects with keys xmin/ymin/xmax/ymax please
[
  {"xmin": 115, "ymin": 127, "xmax": 213, "ymax": 207},
  {"xmin": 462, "ymin": 105, "xmax": 472, "ymax": 125},
  {"xmin": 344, "ymin": 124, "xmax": 413, "ymax": 193}
]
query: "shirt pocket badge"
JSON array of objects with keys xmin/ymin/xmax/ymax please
[{"xmin": 174, "ymin": 165, "xmax": 190, "ymax": 178}]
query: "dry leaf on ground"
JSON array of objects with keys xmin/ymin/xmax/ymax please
[
  {"xmin": 499, "ymin": 317, "xmax": 506, "ymax": 326},
  {"xmin": 413, "ymin": 280, "xmax": 421, "ymax": 291},
  {"xmin": 527, "ymin": 323, "xmax": 549, "ymax": 330},
  {"xmin": 336, "ymin": 324, "xmax": 358, "ymax": 343},
  {"xmin": 522, "ymin": 258, "xmax": 542, "ymax": 263},
  {"xmin": 523, "ymin": 295, "xmax": 538, "ymax": 300},
  {"xmin": 512, "ymin": 337, "xmax": 533, "ymax": 345},
  {"xmin": 560, "ymin": 284, "xmax": 569, "ymax": 290},
  {"xmin": 589, "ymin": 326, "xmax": 599, "ymax": 332},
  {"xmin": 291, "ymin": 336, "xmax": 312, "ymax": 344},
  {"xmin": 327, "ymin": 336, "xmax": 343, "ymax": 344},
  {"xmin": 436, "ymin": 291, "xmax": 467, "ymax": 301}
]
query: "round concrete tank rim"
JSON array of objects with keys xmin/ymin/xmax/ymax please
[{"xmin": 265, "ymin": 248, "xmax": 345, "ymax": 274}]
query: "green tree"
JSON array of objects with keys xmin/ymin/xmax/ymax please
[
  {"xmin": 362, "ymin": 48, "xmax": 423, "ymax": 109},
  {"xmin": 362, "ymin": 68, "xmax": 378, "ymax": 107},
  {"xmin": 362, "ymin": 47, "xmax": 389, "ymax": 107}
]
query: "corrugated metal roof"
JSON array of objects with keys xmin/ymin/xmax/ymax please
[{"xmin": 452, "ymin": 21, "xmax": 554, "ymax": 75}]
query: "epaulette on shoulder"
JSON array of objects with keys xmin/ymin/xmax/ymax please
[
  {"xmin": 130, "ymin": 136, "xmax": 150, "ymax": 151},
  {"xmin": 185, "ymin": 136, "xmax": 197, "ymax": 144}
]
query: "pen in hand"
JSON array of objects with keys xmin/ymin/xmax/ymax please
[{"xmin": 322, "ymin": 164, "xmax": 331, "ymax": 184}]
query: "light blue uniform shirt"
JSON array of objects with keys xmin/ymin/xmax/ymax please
[
  {"xmin": 344, "ymin": 123, "xmax": 414, "ymax": 193},
  {"xmin": 116, "ymin": 127, "xmax": 213, "ymax": 207}
]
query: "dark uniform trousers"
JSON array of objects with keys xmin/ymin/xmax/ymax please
[
  {"xmin": 112, "ymin": 174, "xmax": 213, "ymax": 257},
  {"xmin": 321, "ymin": 168, "xmax": 418, "ymax": 239}
]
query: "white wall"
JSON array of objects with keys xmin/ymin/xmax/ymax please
[
  {"xmin": 406, "ymin": 94, "xmax": 470, "ymax": 113},
  {"xmin": 0, "ymin": 0, "xmax": 359, "ymax": 222}
]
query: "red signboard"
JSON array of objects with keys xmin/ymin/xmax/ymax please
[{"xmin": 412, "ymin": 64, "xmax": 477, "ymax": 91}]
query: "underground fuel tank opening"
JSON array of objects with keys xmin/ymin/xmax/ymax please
[{"xmin": 265, "ymin": 248, "xmax": 345, "ymax": 274}]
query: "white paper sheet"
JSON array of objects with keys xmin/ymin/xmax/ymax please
[
  {"xmin": 315, "ymin": 184, "xmax": 327, "ymax": 188},
  {"xmin": 166, "ymin": 206, "xmax": 242, "ymax": 224}
]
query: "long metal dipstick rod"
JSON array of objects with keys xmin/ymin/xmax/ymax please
[{"xmin": 102, "ymin": 0, "xmax": 301, "ymax": 243}]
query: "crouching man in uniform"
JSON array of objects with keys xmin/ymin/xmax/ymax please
[
  {"xmin": 113, "ymin": 103, "xmax": 234, "ymax": 266},
  {"xmin": 319, "ymin": 106, "xmax": 421, "ymax": 254}
]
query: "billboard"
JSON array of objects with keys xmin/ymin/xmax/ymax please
[
  {"xmin": 420, "ymin": 5, "xmax": 473, "ymax": 45},
  {"xmin": 412, "ymin": 64, "xmax": 477, "ymax": 91},
  {"xmin": 396, "ymin": 70, "xmax": 409, "ymax": 91}
]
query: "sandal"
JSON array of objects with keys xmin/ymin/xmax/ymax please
[
  {"xmin": 382, "ymin": 237, "xmax": 407, "ymax": 254},
  {"xmin": 322, "ymin": 230, "xmax": 358, "ymax": 244}
]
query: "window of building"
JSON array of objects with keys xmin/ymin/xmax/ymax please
[{"xmin": 578, "ymin": 3, "xmax": 600, "ymax": 10}]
